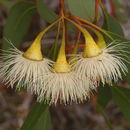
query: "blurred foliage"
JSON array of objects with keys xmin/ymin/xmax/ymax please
[
  {"xmin": 37, "ymin": 0, "xmax": 58, "ymax": 23},
  {"xmin": 113, "ymin": 0, "xmax": 127, "ymax": 23},
  {"xmin": 98, "ymin": 4, "xmax": 130, "ymax": 124},
  {"xmin": 21, "ymin": 103, "xmax": 52, "ymax": 130},
  {"xmin": 3, "ymin": 1, "xmax": 36, "ymax": 49},
  {"xmin": 112, "ymin": 86, "xmax": 130, "ymax": 122},
  {"xmin": 97, "ymin": 85, "xmax": 112, "ymax": 108},
  {"xmin": 0, "ymin": 0, "xmax": 14, "ymax": 8},
  {"xmin": 1, "ymin": 0, "xmax": 130, "ymax": 129},
  {"xmin": 67, "ymin": 0, "xmax": 95, "ymax": 22},
  {"xmin": 103, "ymin": 13, "xmax": 124, "ymax": 36},
  {"xmin": 97, "ymin": 104, "xmax": 114, "ymax": 130}
]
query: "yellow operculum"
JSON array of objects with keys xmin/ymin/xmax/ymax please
[
  {"xmin": 54, "ymin": 20, "xmax": 70, "ymax": 73},
  {"xmin": 54, "ymin": 56, "xmax": 70, "ymax": 73},
  {"xmin": 82, "ymin": 25, "xmax": 107, "ymax": 49},
  {"xmin": 97, "ymin": 36, "xmax": 106, "ymax": 49},
  {"xmin": 72, "ymin": 32, "xmax": 81, "ymax": 54},
  {"xmin": 92, "ymin": 28, "xmax": 107, "ymax": 49},
  {"xmin": 23, "ymin": 18, "xmax": 61, "ymax": 61},
  {"xmin": 23, "ymin": 36, "xmax": 43, "ymax": 61},
  {"xmin": 83, "ymin": 41, "xmax": 102, "ymax": 58},
  {"xmin": 54, "ymin": 40, "xmax": 70, "ymax": 73},
  {"xmin": 82, "ymin": 29, "xmax": 102, "ymax": 58},
  {"xmin": 68, "ymin": 21, "xmax": 102, "ymax": 58}
]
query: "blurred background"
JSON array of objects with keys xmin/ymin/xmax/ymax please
[{"xmin": 0, "ymin": 0, "xmax": 130, "ymax": 130}]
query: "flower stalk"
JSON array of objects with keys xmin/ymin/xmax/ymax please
[
  {"xmin": 68, "ymin": 15, "xmax": 113, "ymax": 40},
  {"xmin": 65, "ymin": 18, "xmax": 102, "ymax": 58},
  {"xmin": 54, "ymin": 19, "xmax": 70, "ymax": 73},
  {"xmin": 83, "ymin": 24, "xmax": 107, "ymax": 49},
  {"xmin": 23, "ymin": 18, "xmax": 61, "ymax": 61}
]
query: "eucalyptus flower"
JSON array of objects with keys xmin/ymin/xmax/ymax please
[
  {"xmin": 69, "ymin": 22, "xmax": 128, "ymax": 86},
  {"xmin": 0, "ymin": 20, "xmax": 59, "ymax": 89},
  {"xmin": 0, "ymin": 39, "xmax": 52, "ymax": 89},
  {"xmin": 34, "ymin": 21, "xmax": 90, "ymax": 104}
]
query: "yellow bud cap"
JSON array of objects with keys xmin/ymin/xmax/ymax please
[
  {"xmin": 80, "ymin": 25, "xmax": 107, "ymax": 49},
  {"xmin": 91, "ymin": 28, "xmax": 106, "ymax": 49},
  {"xmin": 53, "ymin": 35, "xmax": 70, "ymax": 73},
  {"xmin": 83, "ymin": 40, "xmax": 102, "ymax": 58},
  {"xmin": 97, "ymin": 37, "xmax": 106, "ymax": 49},
  {"xmin": 23, "ymin": 18, "xmax": 61, "ymax": 61},
  {"xmin": 23, "ymin": 27, "xmax": 46, "ymax": 61},
  {"xmin": 66, "ymin": 21, "xmax": 102, "ymax": 58},
  {"xmin": 54, "ymin": 57, "xmax": 70, "ymax": 73},
  {"xmin": 83, "ymin": 29, "xmax": 102, "ymax": 58},
  {"xmin": 23, "ymin": 38, "xmax": 43, "ymax": 61},
  {"xmin": 54, "ymin": 19, "xmax": 70, "ymax": 73}
]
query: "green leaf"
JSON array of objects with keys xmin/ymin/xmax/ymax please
[
  {"xmin": 113, "ymin": 0, "xmax": 127, "ymax": 23},
  {"xmin": 21, "ymin": 103, "xmax": 52, "ymax": 130},
  {"xmin": 115, "ymin": 10, "xmax": 127, "ymax": 23},
  {"xmin": 67, "ymin": 0, "xmax": 95, "ymax": 22},
  {"xmin": 103, "ymin": 12, "xmax": 124, "ymax": 36},
  {"xmin": 97, "ymin": 85, "xmax": 112, "ymax": 108},
  {"xmin": 37, "ymin": 0, "xmax": 59, "ymax": 23},
  {"xmin": 48, "ymin": 38, "xmax": 60, "ymax": 61},
  {"xmin": 112, "ymin": 86, "xmax": 130, "ymax": 121},
  {"xmin": 102, "ymin": 10, "xmax": 130, "ymax": 84},
  {"xmin": 106, "ymin": 31, "xmax": 130, "ymax": 53},
  {"xmin": 0, "ymin": 0, "xmax": 14, "ymax": 8},
  {"xmin": 3, "ymin": 1, "xmax": 36, "ymax": 49},
  {"xmin": 105, "ymin": 31, "xmax": 130, "ymax": 84}
]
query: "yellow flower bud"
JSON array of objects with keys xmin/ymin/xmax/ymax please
[
  {"xmin": 54, "ymin": 59, "xmax": 70, "ymax": 73},
  {"xmin": 54, "ymin": 19, "xmax": 70, "ymax": 73},
  {"xmin": 81, "ymin": 27, "xmax": 102, "ymax": 58},
  {"xmin": 83, "ymin": 39, "xmax": 102, "ymax": 58},
  {"xmin": 90, "ymin": 28, "xmax": 106, "ymax": 49},
  {"xmin": 54, "ymin": 38, "xmax": 70, "ymax": 73},
  {"xmin": 23, "ymin": 37, "xmax": 43, "ymax": 61},
  {"xmin": 66, "ymin": 20, "xmax": 102, "ymax": 58},
  {"xmin": 23, "ymin": 18, "xmax": 61, "ymax": 61}
]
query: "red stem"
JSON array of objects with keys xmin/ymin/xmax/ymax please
[
  {"xmin": 110, "ymin": 0, "xmax": 116, "ymax": 17},
  {"xmin": 59, "ymin": 0, "xmax": 65, "ymax": 16},
  {"xmin": 95, "ymin": 0, "xmax": 99, "ymax": 22}
]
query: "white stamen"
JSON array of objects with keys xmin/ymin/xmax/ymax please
[
  {"xmin": 31, "ymin": 71, "xmax": 91, "ymax": 105},
  {"xmin": 70, "ymin": 41, "xmax": 129, "ymax": 86},
  {"xmin": 0, "ymin": 46, "xmax": 53, "ymax": 89}
]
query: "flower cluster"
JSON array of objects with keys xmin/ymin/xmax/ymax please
[{"xmin": 0, "ymin": 17, "xmax": 129, "ymax": 105}]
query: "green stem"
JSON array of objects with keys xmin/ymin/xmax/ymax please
[
  {"xmin": 69, "ymin": 15, "xmax": 113, "ymax": 40},
  {"xmin": 48, "ymin": 21, "xmax": 61, "ymax": 61},
  {"xmin": 34, "ymin": 18, "xmax": 62, "ymax": 43},
  {"xmin": 72, "ymin": 32, "xmax": 81, "ymax": 54},
  {"xmin": 56, "ymin": 19, "xmax": 66, "ymax": 61},
  {"xmin": 65, "ymin": 17, "xmax": 96, "ymax": 44}
]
